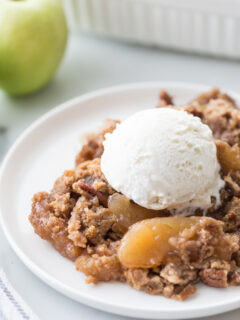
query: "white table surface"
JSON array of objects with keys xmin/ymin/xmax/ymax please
[{"xmin": 1, "ymin": 34, "xmax": 240, "ymax": 320}]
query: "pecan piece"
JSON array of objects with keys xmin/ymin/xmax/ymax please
[
  {"xmin": 199, "ymin": 269, "xmax": 228, "ymax": 288},
  {"xmin": 157, "ymin": 90, "xmax": 174, "ymax": 107},
  {"xmin": 77, "ymin": 181, "xmax": 108, "ymax": 207},
  {"xmin": 173, "ymin": 284, "xmax": 197, "ymax": 301}
]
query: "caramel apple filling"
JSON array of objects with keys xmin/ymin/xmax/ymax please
[
  {"xmin": 118, "ymin": 217, "xmax": 234, "ymax": 269},
  {"xmin": 108, "ymin": 193, "xmax": 165, "ymax": 233},
  {"xmin": 216, "ymin": 140, "xmax": 240, "ymax": 173}
]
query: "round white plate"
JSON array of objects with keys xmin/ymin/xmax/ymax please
[{"xmin": 1, "ymin": 82, "xmax": 240, "ymax": 319}]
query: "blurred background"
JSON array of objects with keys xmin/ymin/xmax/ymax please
[
  {"xmin": 0, "ymin": 0, "xmax": 240, "ymax": 161},
  {"xmin": 0, "ymin": 0, "xmax": 240, "ymax": 319}
]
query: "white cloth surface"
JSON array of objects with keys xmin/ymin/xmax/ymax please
[{"xmin": 0, "ymin": 269, "xmax": 38, "ymax": 320}]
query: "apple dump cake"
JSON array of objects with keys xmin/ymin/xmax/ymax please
[{"xmin": 29, "ymin": 88, "xmax": 240, "ymax": 300}]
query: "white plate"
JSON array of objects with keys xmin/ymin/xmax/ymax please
[{"xmin": 1, "ymin": 82, "xmax": 240, "ymax": 319}]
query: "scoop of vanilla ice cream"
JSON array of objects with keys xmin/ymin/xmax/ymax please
[{"xmin": 101, "ymin": 108, "xmax": 224, "ymax": 211}]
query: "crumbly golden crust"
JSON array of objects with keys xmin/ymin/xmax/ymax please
[
  {"xmin": 29, "ymin": 89, "xmax": 240, "ymax": 300},
  {"xmin": 75, "ymin": 119, "xmax": 119, "ymax": 166}
]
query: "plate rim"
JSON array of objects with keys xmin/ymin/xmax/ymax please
[{"xmin": 1, "ymin": 81, "xmax": 240, "ymax": 319}]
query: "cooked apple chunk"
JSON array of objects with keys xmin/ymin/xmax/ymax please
[{"xmin": 118, "ymin": 217, "xmax": 234, "ymax": 269}]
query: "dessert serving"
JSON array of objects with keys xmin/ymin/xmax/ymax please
[{"xmin": 29, "ymin": 88, "xmax": 240, "ymax": 301}]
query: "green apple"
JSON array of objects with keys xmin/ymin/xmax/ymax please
[{"xmin": 0, "ymin": 0, "xmax": 68, "ymax": 96}]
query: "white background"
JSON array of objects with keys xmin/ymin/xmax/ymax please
[{"xmin": 0, "ymin": 34, "xmax": 240, "ymax": 320}]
